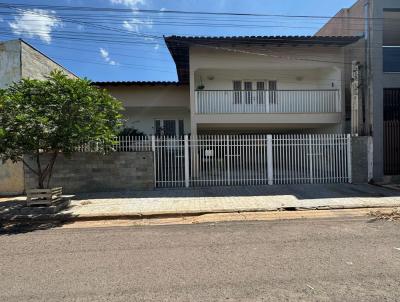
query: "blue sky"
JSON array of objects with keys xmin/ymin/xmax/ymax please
[{"xmin": 0, "ymin": 0, "xmax": 357, "ymax": 82}]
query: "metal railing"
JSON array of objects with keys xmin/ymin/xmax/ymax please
[{"xmin": 195, "ymin": 89, "xmax": 341, "ymax": 114}]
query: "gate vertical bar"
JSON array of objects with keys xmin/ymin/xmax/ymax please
[
  {"xmin": 347, "ymin": 134, "xmax": 352, "ymax": 183},
  {"xmin": 184, "ymin": 135, "xmax": 189, "ymax": 188},
  {"xmin": 226, "ymin": 135, "xmax": 231, "ymax": 186},
  {"xmin": 267, "ymin": 134, "xmax": 273, "ymax": 185},
  {"xmin": 309, "ymin": 135, "xmax": 314, "ymax": 184},
  {"xmin": 151, "ymin": 135, "xmax": 156, "ymax": 188}
]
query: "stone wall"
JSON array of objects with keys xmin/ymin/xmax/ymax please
[{"xmin": 24, "ymin": 152, "xmax": 154, "ymax": 193}]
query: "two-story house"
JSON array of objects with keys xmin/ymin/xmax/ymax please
[{"xmin": 96, "ymin": 35, "xmax": 360, "ymax": 137}]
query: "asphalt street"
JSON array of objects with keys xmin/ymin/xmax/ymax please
[{"xmin": 1, "ymin": 217, "xmax": 400, "ymax": 301}]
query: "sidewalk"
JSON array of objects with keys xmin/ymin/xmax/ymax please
[{"xmin": 2, "ymin": 184, "xmax": 400, "ymax": 222}]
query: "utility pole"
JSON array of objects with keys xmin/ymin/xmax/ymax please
[{"xmin": 351, "ymin": 61, "xmax": 364, "ymax": 136}]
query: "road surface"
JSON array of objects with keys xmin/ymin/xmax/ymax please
[{"xmin": 1, "ymin": 217, "xmax": 400, "ymax": 301}]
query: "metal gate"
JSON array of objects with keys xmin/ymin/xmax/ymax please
[
  {"xmin": 153, "ymin": 134, "xmax": 351, "ymax": 188},
  {"xmin": 384, "ymin": 89, "xmax": 400, "ymax": 175}
]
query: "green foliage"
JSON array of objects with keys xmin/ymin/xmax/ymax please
[{"xmin": 0, "ymin": 70, "xmax": 123, "ymax": 188}]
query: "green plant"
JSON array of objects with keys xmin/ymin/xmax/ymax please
[{"xmin": 0, "ymin": 70, "xmax": 123, "ymax": 189}]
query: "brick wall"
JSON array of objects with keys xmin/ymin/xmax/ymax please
[{"xmin": 24, "ymin": 152, "xmax": 154, "ymax": 193}]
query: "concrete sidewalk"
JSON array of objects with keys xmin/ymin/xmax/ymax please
[{"xmin": 2, "ymin": 184, "xmax": 400, "ymax": 221}]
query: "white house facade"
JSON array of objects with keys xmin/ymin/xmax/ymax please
[{"xmin": 95, "ymin": 35, "xmax": 360, "ymax": 137}]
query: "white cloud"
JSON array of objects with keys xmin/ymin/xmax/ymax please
[
  {"xmin": 109, "ymin": 0, "xmax": 146, "ymax": 8},
  {"xmin": 99, "ymin": 48, "xmax": 118, "ymax": 66},
  {"xmin": 154, "ymin": 44, "xmax": 160, "ymax": 51},
  {"xmin": 9, "ymin": 9, "xmax": 61, "ymax": 44},
  {"xmin": 100, "ymin": 48, "xmax": 109, "ymax": 59},
  {"xmin": 122, "ymin": 18, "xmax": 153, "ymax": 32}
]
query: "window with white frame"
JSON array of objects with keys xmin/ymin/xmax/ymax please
[{"xmin": 154, "ymin": 119, "xmax": 184, "ymax": 137}]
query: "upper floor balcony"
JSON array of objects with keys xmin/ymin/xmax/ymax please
[{"xmin": 195, "ymin": 89, "xmax": 341, "ymax": 114}]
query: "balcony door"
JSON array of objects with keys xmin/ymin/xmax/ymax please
[{"xmin": 233, "ymin": 80, "xmax": 275, "ymax": 106}]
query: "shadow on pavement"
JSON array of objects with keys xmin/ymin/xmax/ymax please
[
  {"xmin": 0, "ymin": 197, "xmax": 76, "ymax": 235},
  {"xmin": 0, "ymin": 221, "xmax": 66, "ymax": 235},
  {"xmin": 73, "ymin": 184, "xmax": 400, "ymax": 201}
]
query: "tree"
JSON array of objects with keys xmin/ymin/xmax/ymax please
[{"xmin": 0, "ymin": 70, "xmax": 123, "ymax": 189}]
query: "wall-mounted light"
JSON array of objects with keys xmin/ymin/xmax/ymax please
[{"xmin": 207, "ymin": 75, "xmax": 215, "ymax": 81}]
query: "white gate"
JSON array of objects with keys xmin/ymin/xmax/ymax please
[
  {"xmin": 87, "ymin": 135, "xmax": 351, "ymax": 188},
  {"xmin": 152, "ymin": 134, "xmax": 351, "ymax": 188}
]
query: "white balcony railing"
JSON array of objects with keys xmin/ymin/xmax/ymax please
[{"xmin": 195, "ymin": 90, "xmax": 341, "ymax": 114}]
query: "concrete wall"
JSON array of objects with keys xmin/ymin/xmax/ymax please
[
  {"xmin": 315, "ymin": 0, "xmax": 366, "ymax": 37},
  {"xmin": 24, "ymin": 152, "xmax": 154, "ymax": 193},
  {"xmin": 351, "ymin": 136, "xmax": 372, "ymax": 184},
  {"xmin": 0, "ymin": 40, "xmax": 21, "ymax": 89},
  {"xmin": 0, "ymin": 161, "xmax": 25, "ymax": 196},
  {"xmin": 20, "ymin": 41, "xmax": 76, "ymax": 79}
]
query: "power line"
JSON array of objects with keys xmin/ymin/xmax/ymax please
[{"xmin": 0, "ymin": 2, "xmax": 396, "ymax": 20}]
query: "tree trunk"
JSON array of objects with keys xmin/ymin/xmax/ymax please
[
  {"xmin": 36, "ymin": 152, "xmax": 44, "ymax": 189},
  {"xmin": 45, "ymin": 151, "xmax": 58, "ymax": 188},
  {"xmin": 24, "ymin": 151, "xmax": 59, "ymax": 189}
]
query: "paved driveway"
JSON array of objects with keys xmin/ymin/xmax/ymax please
[{"xmin": 66, "ymin": 184, "xmax": 400, "ymax": 218}]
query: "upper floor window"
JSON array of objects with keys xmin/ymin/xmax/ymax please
[
  {"xmin": 383, "ymin": 47, "xmax": 400, "ymax": 72},
  {"xmin": 383, "ymin": 10, "xmax": 400, "ymax": 72}
]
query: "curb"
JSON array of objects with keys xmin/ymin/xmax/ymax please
[{"xmin": 1, "ymin": 204, "xmax": 400, "ymax": 223}]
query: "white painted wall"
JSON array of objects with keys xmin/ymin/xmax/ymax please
[
  {"xmin": 101, "ymin": 85, "xmax": 191, "ymax": 135},
  {"xmin": 104, "ymin": 85, "xmax": 190, "ymax": 108},
  {"xmin": 195, "ymin": 68, "xmax": 341, "ymax": 91},
  {"xmin": 123, "ymin": 107, "xmax": 191, "ymax": 135}
]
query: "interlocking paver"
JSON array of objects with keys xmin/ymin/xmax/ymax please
[{"xmin": 54, "ymin": 184, "xmax": 400, "ymax": 218}]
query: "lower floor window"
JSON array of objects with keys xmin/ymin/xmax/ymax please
[{"xmin": 154, "ymin": 119, "xmax": 184, "ymax": 137}]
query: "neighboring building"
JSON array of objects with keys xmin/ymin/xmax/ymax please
[
  {"xmin": 316, "ymin": 0, "xmax": 400, "ymax": 181},
  {"xmin": 0, "ymin": 39, "xmax": 76, "ymax": 195},
  {"xmin": 96, "ymin": 35, "xmax": 360, "ymax": 137}
]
